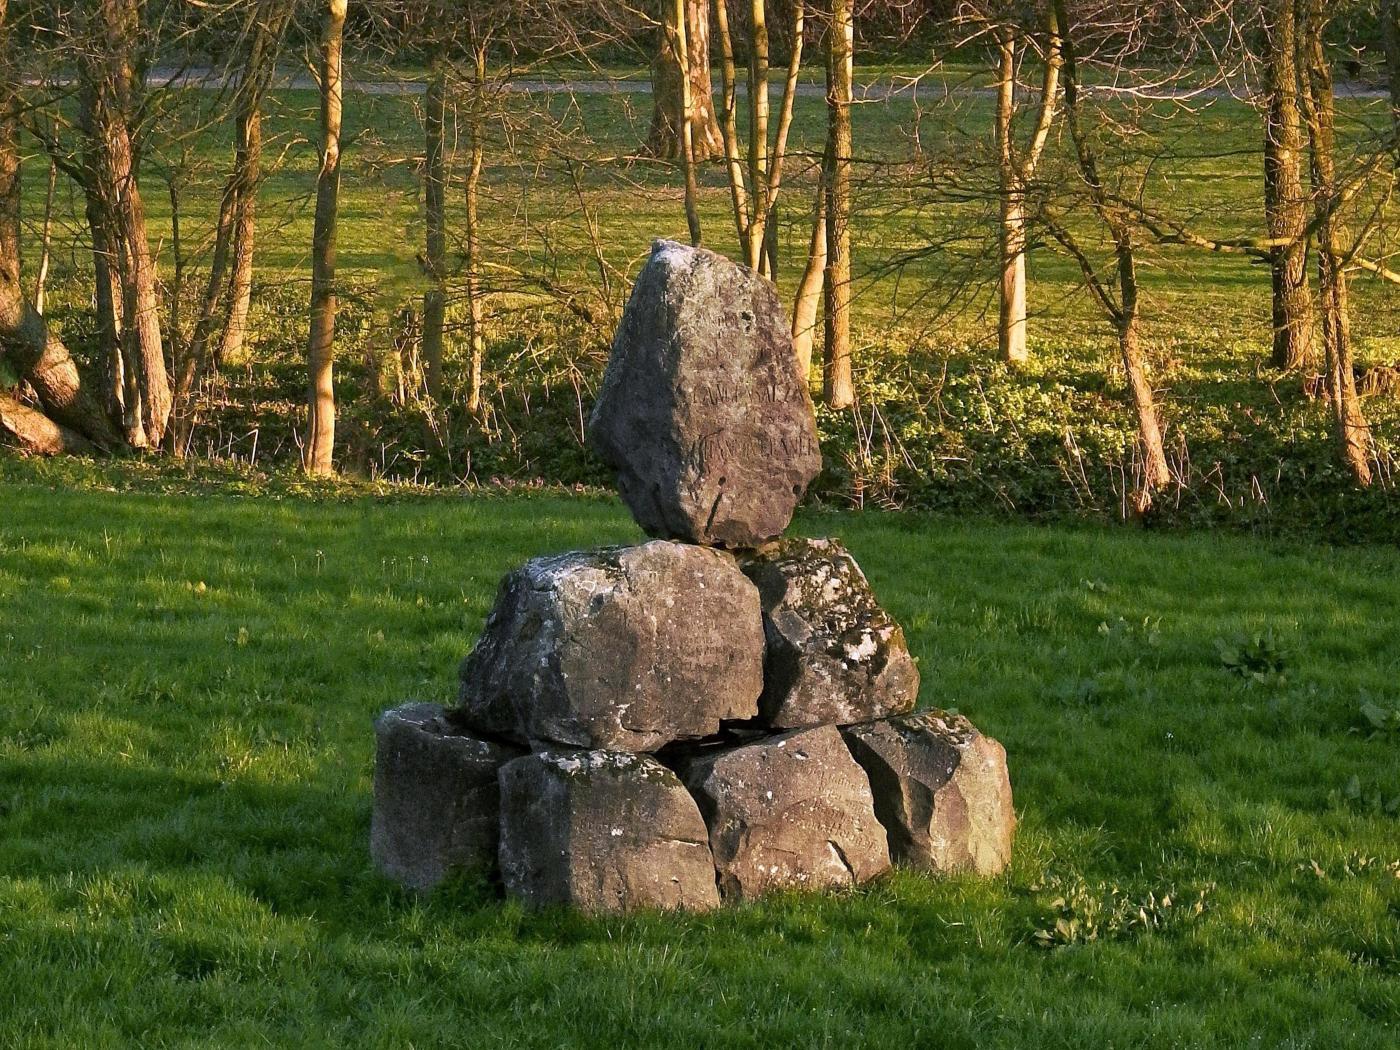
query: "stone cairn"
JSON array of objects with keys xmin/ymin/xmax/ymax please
[{"xmin": 371, "ymin": 240, "xmax": 1016, "ymax": 911}]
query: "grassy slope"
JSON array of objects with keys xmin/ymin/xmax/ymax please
[{"xmin": 1, "ymin": 478, "xmax": 1397, "ymax": 1048}]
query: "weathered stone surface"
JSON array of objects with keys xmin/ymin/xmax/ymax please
[
  {"xmin": 588, "ymin": 240, "xmax": 823, "ymax": 548},
  {"xmin": 740, "ymin": 538, "xmax": 919, "ymax": 729},
  {"xmin": 498, "ymin": 749, "xmax": 721, "ymax": 912},
  {"xmin": 841, "ymin": 711, "xmax": 1014, "ymax": 877},
  {"xmin": 678, "ymin": 725, "xmax": 891, "ymax": 900},
  {"xmin": 457, "ymin": 540, "xmax": 764, "ymax": 751},
  {"xmin": 370, "ymin": 703, "xmax": 523, "ymax": 893}
]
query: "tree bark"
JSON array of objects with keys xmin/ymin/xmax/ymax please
[
  {"xmin": 421, "ymin": 54, "xmax": 448, "ymax": 402},
  {"xmin": 792, "ymin": 183, "xmax": 826, "ymax": 382},
  {"xmin": 464, "ymin": 40, "xmax": 488, "ymax": 414},
  {"xmin": 822, "ymin": 0, "xmax": 854, "ymax": 410},
  {"xmin": 0, "ymin": 0, "xmax": 120, "ymax": 449},
  {"xmin": 1116, "ymin": 245, "xmax": 1171, "ymax": 502},
  {"xmin": 994, "ymin": 31, "xmax": 1028, "ymax": 365},
  {"xmin": 1053, "ymin": 0, "xmax": 1169, "ymax": 510},
  {"xmin": 0, "ymin": 391, "xmax": 96, "ymax": 455},
  {"xmin": 78, "ymin": 0, "xmax": 171, "ymax": 450},
  {"xmin": 304, "ymin": 0, "xmax": 347, "ymax": 476},
  {"xmin": 991, "ymin": 11, "xmax": 1059, "ymax": 366},
  {"xmin": 219, "ymin": 96, "xmax": 262, "ymax": 368},
  {"xmin": 1298, "ymin": 0, "xmax": 1372, "ymax": 486},
  {"xmin": 650, "ymin": 0, "xmax": 723, "ymax": 161},
  {"xmin": 35, "ymin": 155, "xmax": 56, "ymax": 316},
  {"xmin": 1262, "ymin": 0, "xmax": 1314, "ymax": 370}
]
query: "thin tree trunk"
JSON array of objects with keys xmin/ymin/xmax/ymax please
[
  {"xmin": 464, "ymin": 41, "xmax": 487, "ymax": 414},
  {"xmin": 220, "ymin": 4, "xmax": 287, "ymax": 370},
  {"xmin": 671, "ymin": 0, "xmax": 704, "ymax": 246},
  {"xmin": 168, "ymin": 180, "xmax": 237, "ymax": 455},
  {"xmin": 715, "ymin": 0, "xmax": 751, "ymax": 250},
  {"xmin": 1299, "ymin": 0, "xmax": 1372, "ymax": 485},
  {"xmin": 35, "ymin": 156, "xmax": 56, "ymax": 315},
  {"xmin": 822, "ymin": 0, "xmax": 854, "ymax": 409},
  {"xmin": 1116, "ymin": 245, "xmax": 1171, "ymax": 500},
  {"xmin": 304, "ymin": 0, "xmax": 346, "ymax": 476},
  {"xmin": 220, "ymin": 107, "xmax": 261, "ymax": 368},
  {"xmin": 1384, "ymin": 0, "xmax": 1400, "ymax": 151},
  {"xmin": 995, "ymin": 30, "xmax": 1028, "ymax": 365},
  {"xmin": 650, "ymin": 0, "xmax": 722, "ymax": 161},
  {"xmin": 991, "ymin": 11, "xmax": 1059, "ymax": 366},
  {"xmin": 1263, "ymin": 0, "xmax": 1314, "ymax": 370},
  {"xmin": 746, "ymin": 0, "xmax": 771, "ymax": 271},
  {"xmin": 792, "ymin": 182, "xmax": 826, "ymax": 381},
  {"xmin": 1053, "ymin": 0, "xmax": 1168, "ymax": 510},
  {"xmin": 421, "ymin": 54, "xmax": 448, "ymax": 402}
]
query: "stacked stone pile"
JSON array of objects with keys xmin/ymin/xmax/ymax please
[{"xmin": 371, "ymin": 241, "xmax": 1015, "ymax": 911}]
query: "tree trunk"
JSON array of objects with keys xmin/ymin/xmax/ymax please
[
  {"xmin": 83, "ymin": 181, "xmax": 126, "ymax": 422},
  {"xmin": 219, "ymin": 105, "xmax": 261, "ymax": 368},
  {"xmin": 746, "ymin": 0, "xmax": 771, "ymax": 271},
  {"xmin": 1299, "ymin": 0, "xmax": 1372, "ymax": 485},
  {"xmin": 79, "ymin": 0, "xmax": 171, "ymax": 450},
  {"xmin": 421, "ymin": 55, "xmax": 448, "ymax": 402},
  {"xmin": 822, "ymin": 0, "xmax": 854, "ymax": 410},
  {"xmin": 304, "ymin": 0, "xmax": 346, "ymax": 476},
  {"xmin": 1262, "ymin": 0, "xmax": 1314, "ymax": 370},
  {"xmin": 464, "ymin": 41, "xmax": 487, "ymax": 414},
  {"xmin": 0, "ymin": 391, "xmax": 96, "ymax": 455},
  {"xmin": 1116, "ymin": 246, "xmax": 1171, "ymax": 503},
  {"xmin": 220, "ymin": 5, "xmax": 287, "ymax": 370},
  {"xmin": 995, "ymin": 31, "xmax": 1028, "ymax": 365},
  {"xmin": 35, "ymin": 155, "xmax": 56, "ymax": 315},
  {"xmin": 650, "ymin": 0, "xmax": 723, "ymax": 161},
  {"xmin": 1053, "ymin": 0, "xmax": 1168, "ymax": 512},
  {"xmin": 0, "ymin": 0, "xmax": 120, "ymax": 449},
  {"xmin": 792, "ymin": 183, "xmax": 826, "ymax": 382}
]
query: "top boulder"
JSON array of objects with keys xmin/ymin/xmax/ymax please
[{"xmin": 588, "ymin": 240, "xmax": 823, "ymax": 548}]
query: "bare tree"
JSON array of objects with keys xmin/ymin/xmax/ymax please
[
  {"xmin": 305, "ymin": 0, "xmax": 347, "ymax": 475},
  {"xmin": 1044, "ymin": 0, "xmax": 1170, "ymax": 511}
]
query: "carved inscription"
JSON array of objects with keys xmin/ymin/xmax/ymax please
[
  {"xmin": 685, "ymin": 430, "xmax": 821, "ymax": 473},
  {"xmin": 689, "ymin": 376, "xmax": 807, "ymax": 407}
]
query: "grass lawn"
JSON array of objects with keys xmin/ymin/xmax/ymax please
[{"xmin": 1, "ymin": 473, "xmax": 1397, "ymax": 1047}]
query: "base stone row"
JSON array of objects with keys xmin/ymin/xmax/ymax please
[{"xmin": 372, "ymin": 703, "xmax": 1015, "ymax": 911}]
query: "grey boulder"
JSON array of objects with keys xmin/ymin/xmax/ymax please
[
  {"xmin": 841, "ymin": 711, "xmax": 1015, "ymax": 876},
  {"xmin": 679, "ymin": 724, "xmax": 891, "ymax": 900},
  {"xmin": 498, "ymin": 749, "xmax": 721, "ymax": 912},
  {"xmin": 588, "ymin": 240, "xmax": 822, "ymax": 548},
  {"xmin": 370, "ymin": 702, "xmax": 523, "ymax": 893},
  {"xmin": 457, "ymin": 540, "xmax": 765, "ymax": 751},
  {"xmin": 740, "ymin": 538, "xmax": 920, "ymax": 729}
]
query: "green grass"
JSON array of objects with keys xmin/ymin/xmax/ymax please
[{"xmin": 2, "ymin": 472, "xmax": 1397, "ymax": 1047}]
